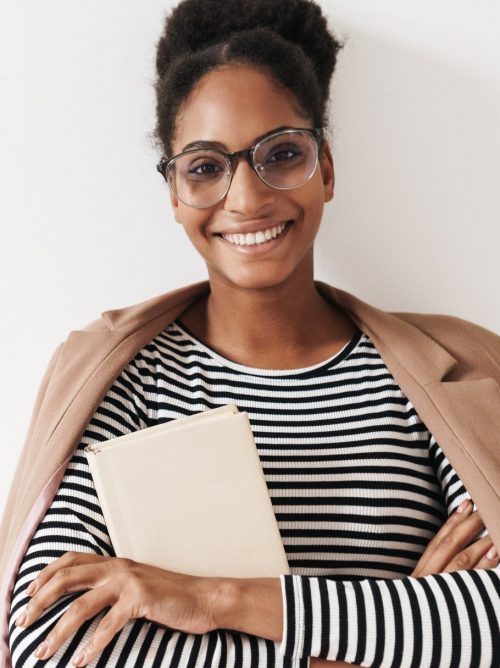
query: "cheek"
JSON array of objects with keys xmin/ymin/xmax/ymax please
[
  {"xmin": 176, "ymin": 209, "xmax": 217, "ymax": 257},
  {"xmin": 176, "ymin": 208, "xmax": 208, "ymax": 236}
]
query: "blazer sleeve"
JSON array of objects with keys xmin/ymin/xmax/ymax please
[{"xmin": 0, "ymin": 342, "xmax": 64, "ymax": 581}]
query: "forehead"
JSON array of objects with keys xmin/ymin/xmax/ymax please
[{"xmin": 172, "ymin": 64, "xmax": 310, "ymax": 153}]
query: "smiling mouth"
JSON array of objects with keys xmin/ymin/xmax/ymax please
[{"xmin": 216, "ymin": 220, "xmax": 293, "ymax": 246}]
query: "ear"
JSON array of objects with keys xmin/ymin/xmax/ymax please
[
  {"xmin": 169, "ymin": 190, "xmax": 183, "ymax": 224},
  {"xmin": 319, "ymin": 140, "xmax": 335, "ymax": 203}
]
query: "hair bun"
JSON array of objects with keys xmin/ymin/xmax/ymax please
[{"xmin": 156, "ymin": 0, "xmax": 339, "ymax": 95}]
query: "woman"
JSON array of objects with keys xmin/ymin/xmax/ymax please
[{"xmin": 2, "ymin": 0, "xmax": 500, "ymax": 666}]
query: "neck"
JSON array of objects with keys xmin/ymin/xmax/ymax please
[
  {"xmin": 179, "ymin": 263, "xmax": 356, "ymax": 368},
  {"xmin": 210, "ymin": 277, "xmax": 321, "ymax": 346}
]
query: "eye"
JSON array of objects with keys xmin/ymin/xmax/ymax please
[
  {"xmin": 174, "ymin": 150, "xmax": 227, "ymax": 180},
  {"xmin": 266, "ymin": 144, "xmax": 303, "ymax": 163},
  {"xmin": 188, "ymin": 162, "xmax": 223, "ymax": 175},
  {"xmin": 182, "ymin": 155, "xmax": 227, "ymax": 182}
]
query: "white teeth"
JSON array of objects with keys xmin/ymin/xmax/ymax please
[{"xmin": 222, "ymin": 222, "xmax": 289, "ymax": 246}]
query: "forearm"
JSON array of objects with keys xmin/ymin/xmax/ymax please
[{"xmin": 213, "ymin": 578, "xmax": 351, "ymax": 667}]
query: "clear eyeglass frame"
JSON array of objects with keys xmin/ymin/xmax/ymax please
[{"xmin": 156, "ymin": 126, "xmax": 325, "ymax": 209}]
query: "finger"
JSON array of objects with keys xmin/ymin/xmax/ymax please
[
  {"xmin": 70, "ymin": 605, "xmax": 131, "ymax": 667},
  {"xmin": 445, "ymin": 509, "xmax": 489, "ymax": 547},
  {"xmin": 18, "ymin": 562, "xmax": 111, "ymax": 626},
  {"xmin": 473, "ymin": 545, "xmax": 499, "ymax": 571},
  {"xmin": 430, "ymin": 507, "xmax": 484, "ymax": 549},
  {"xmin": 413, "ymin": 501, "xmax": 475, "ymax": 576},
  {"xmin": 26, "ymin": 552, "xmax": 109, "ymax": 597},
  {"xmin": 442, "ymin": 536, "xmax": 494, "ymax": 573},
  {"xmin": 32, "ymin": 587, "xmax": 118, "ymax": 661},
  {"xmin": 427, "ymin": 500, "xmax": 476, "ymax": 551},
  {"xmin": 413, "ymin": 505, "xmax": 487, "ymax": 577}
]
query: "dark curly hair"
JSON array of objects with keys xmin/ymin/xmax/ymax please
[{"xmin": 154, "ymin": 0, "xmax": 342, "ymax": 156}]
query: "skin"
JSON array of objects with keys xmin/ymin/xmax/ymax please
[
  {"xmin": 16, "ymin": 65, "xmax": 499, "ymax": 666},
  {"xmin": 169, "ymin": 64, "xmax": 357, "ymax": 369}
]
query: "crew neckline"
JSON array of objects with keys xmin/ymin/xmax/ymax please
[{"xmin": 170, "ymin": 318, "xmax": 364, "ymax": 378}]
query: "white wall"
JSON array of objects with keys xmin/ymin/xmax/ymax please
[{"xmin": 1, "ymin": 0, "xmax": 499, "ymax": 517}]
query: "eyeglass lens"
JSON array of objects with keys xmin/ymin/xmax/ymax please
[{"xmin": 167, "ymin": 130, "xmax": 319, "ymax": 208}]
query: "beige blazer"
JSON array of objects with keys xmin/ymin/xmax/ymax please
[{"xmin": 1, "ymin": 280, "xmax": 500, "ymax": 666}]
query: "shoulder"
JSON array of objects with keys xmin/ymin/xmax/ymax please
[
  {"xmin": 49, "ymin": 282, "xmax": 211, "ymax": 340},
  {"xmin": 391, "ymin": 311, "xmax": 500, "ymax": 341},
  {"xmin": 391, "ymin": 311, "xmax": 500, "ymax": 378},
  {"xmin": 93, "ymin": 281, "xmax": 210, "ymax": 332},
  {"xmin": 392, "ymin": 310, "xmax": 498, "ymax": 344}
]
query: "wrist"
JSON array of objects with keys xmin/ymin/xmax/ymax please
[
  {"xmin": 210, "ymin": 577, "xmax": 284, "ymax": 642},
  {"xmin": 208, "ymin": 577, "xmax": 241, "ymax": 630}
]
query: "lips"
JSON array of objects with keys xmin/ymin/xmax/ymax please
[
  {"xmin": 215, "ymin": 220, "xmax": 294, "ymax": 253},
  {"xmin": 217, "ymin": 220, "xmax": 293, "ymax": 246},
  {"xmin": 220, "ymin": 222, "xmax": 290, "ymax": 246}
]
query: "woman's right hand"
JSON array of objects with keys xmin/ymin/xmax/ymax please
[{"xmin": 412, "ymin": 499, "xmax": 499, "ymax": 577}]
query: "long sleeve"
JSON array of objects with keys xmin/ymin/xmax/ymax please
[
  {"xmin": 279, "ymin": 438, "xmax": 500, "ymax": 667},
  {"xmin": 9, "ymin": 361, "xmax": 307, "ymax": 668}
]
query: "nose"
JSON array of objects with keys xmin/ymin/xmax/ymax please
[{"xmin": 223, "ymin": 157, "xmax": 275, "ymax": 215}]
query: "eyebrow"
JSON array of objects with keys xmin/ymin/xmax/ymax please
[
  {"xmin": 181, "ymin": 125, "xmax": 293, "ymax": 153},
  {"xmin": 181, "ymin": 139, "xmax": 226, "ymax": 152}
]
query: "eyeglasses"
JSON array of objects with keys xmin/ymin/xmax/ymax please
[{"xmin": 156, "ymin": 127, "xmax": 324, "ymax": 208}]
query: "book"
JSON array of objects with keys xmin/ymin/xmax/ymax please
[{"xmin": 85, "ymin": 405, "xmax": 290, "ymax": 578}]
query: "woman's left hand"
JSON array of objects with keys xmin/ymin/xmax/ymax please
[
  {"xmin": 16, "ymin": 551, "xmax": 221, "ymax": 666},
  {"xmin": 411, "ymin": 500, "xmax": 498, "ymax": 577}
]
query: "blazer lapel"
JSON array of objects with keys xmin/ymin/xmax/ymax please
[
  {"xmin": 315, "ymin": 281, "xmax": 458, "ymax": 384},
  {"xmin": 425, "ymin": 379, "xmax": 500, "ymax": 501},
  {"xmin": 25, "ymin": 330, "xmax": 126, "ymax": 490}
]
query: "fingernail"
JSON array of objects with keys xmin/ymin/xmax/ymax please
[
  {"xmin": 456, "ymin": 499, "xmax": 470, "ymax": 513},
  {"xmin": 26, "ymin": 580, "xmax": 37, "ymax": 596},
  {"xmin": 15, "ymin": 612, "xmax": 27, "ymax": 627},
  {"xmin": 486, "ymin": 547, "xmax": 498, "ymax": 560},
  {"xmin": 34, "ymin": 642, "xmax": 48, "ymax": 658},
  {"xmin": 72, "ymin": 650, "xmax": 86, "ymax": 666}
]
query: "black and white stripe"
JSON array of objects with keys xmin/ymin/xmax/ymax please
[{"xmin": 9, "ymin": 322, "xmax": 499, "ymax": 666}]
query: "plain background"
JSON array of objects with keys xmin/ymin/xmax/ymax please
[{"xmin": 1, "ymin": 0, "xmax": 499, "ymax": 517}]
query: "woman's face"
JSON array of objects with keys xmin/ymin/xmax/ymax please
[{"xmin": 168, "ymin": 64, "xmax": 334, "ymax": 291}]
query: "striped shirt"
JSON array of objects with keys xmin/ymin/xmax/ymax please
[{"xmin": 9, "ymin": 320, "xmax": 500, "ymax": 667}]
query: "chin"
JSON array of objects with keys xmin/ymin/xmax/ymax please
[{"xmin": 216, "ymin": 266, "xmax": 298, "ymax": 292}]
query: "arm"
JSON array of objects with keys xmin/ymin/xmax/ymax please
[
  {"xmin": 216, "ymin": 440, "xmax": 500, "ymax": 667},
  {"xmin": 9, "ymin": 365, "xmax": 308, "ymax": 668},
  {"xmin": 13, "ymin": 551, "xmax": 347, "ymax": 668},
  {"xmin": 9, "ymin": 454, "xmax": 318, "ymax": 665},
  {"xmin": 16, "ymin": 488, "xmax": 496, "ymax": 668}
]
